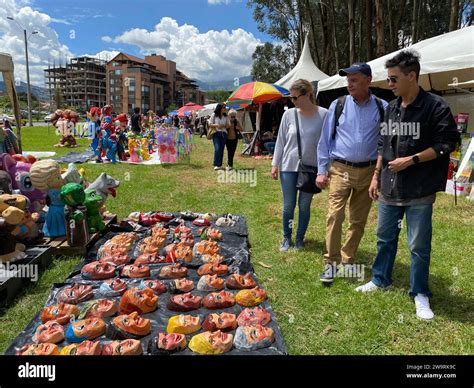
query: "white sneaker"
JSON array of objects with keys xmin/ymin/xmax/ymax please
[
  {"xmin": 414, "ymin": 294, "xmax": 434, "ymax": 321},
  {"xmin": 355, "ymin": 281, "xmax": 380, "ymax": 293},
  {"xmin": 214, "ymin": 166, "xmax": 221, "ymax": 171}
]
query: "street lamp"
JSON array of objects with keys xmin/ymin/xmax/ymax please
[{"xmin": 7, "ymin": 16, "xmax": 38, "ymax": 127}]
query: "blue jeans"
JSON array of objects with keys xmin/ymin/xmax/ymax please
[
  {"xmin": 212, "ymin": 132, "xmax": 227, "ymax": 167},
  {"xmin": 264, "ymin": 141, "xmax": 276, "ymax": 155},
  {"xmin": 280, "ymin": 172, "xmax": 314, "ymax": 241},
  {"xmin": 371, "ymin": 203, "xmax": 433, "ymax": 297}
]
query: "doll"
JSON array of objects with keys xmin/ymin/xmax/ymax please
[
  {"xmin": 86, "ymin": 107, "xmax": 101, "ymax": 156},
  {"xmin": 100, "ymin": 105, "xmax": 117, "ymax": 163},
  {"xmin": 29, "ymin": 159, "xmax": 66, "ymax": 238},
  {"xmin": 0, "ymin": 194, "xmax": 26, "ymax": 262},
  {"xmin": 60, "ymin": 183, "xmax": 89, "ymax": 247},
  {"xmin": 114, "ymin": 113, "xmax": 128, "ymax": 161},
  {"xmin": 53, "ymin": 109, "xmax": 79, "ymax": 148}
]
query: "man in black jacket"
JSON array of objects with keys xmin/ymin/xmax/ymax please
[{"xmin": 355, "ymin": 50, "xmax": 460, "ymax": 321}]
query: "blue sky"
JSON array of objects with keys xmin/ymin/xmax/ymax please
[{"xmin": 0, "ymin": 0, "xmax": 274, "ymax": 85}]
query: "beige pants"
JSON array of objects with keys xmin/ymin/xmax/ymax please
[{"xmin": 324, "ymin": 161, "xmax": 375, "ymax": 264}]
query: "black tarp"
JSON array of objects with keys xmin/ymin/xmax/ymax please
[{"xmin": 5, "ymin": 213, "xmax": 288, "ymax": 356}]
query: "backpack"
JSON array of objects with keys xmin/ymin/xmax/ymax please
[{"xmin": 332, "ymin": 95, "xmax": 385, "ymax": 140}]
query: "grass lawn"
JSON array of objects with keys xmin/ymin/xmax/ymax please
[{"xmin": 0, "ymin": 125, "xmax": 472, "ymax": 355}]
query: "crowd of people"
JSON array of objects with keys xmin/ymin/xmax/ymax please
[{"xmin": 270, "ymin": 50, "xmax": 460, "ymax": 321}]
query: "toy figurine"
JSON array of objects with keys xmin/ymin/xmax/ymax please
[
  {"xmin": 0, "ymin": 170, "xmax": 12, "ymax": 194},
  {"xmin": 52, "ymin": 109, "xmax": 79, "ymax": 148},
  {"xmin": 86, "ymin": 107, "xmax": 101, "ymax": 156},
  {"xmin": 60, "ymin": 183, "xmax": 89, "ymax": 247},
  {"xmin": 100, "ymin": 105, "xmax": 117, "ymax": 163},
  {"xmin": 115, "ymin": 113, "xmax": 128, "ymax": 161},
  {"xmin": 0, "ymin": 153, "xmax": 46, "ymax": 213},
  {"xmin": 84, "ymin": 191, "xmax": 104, "ymax": 233},
  {"xmin": 29, "ymin": 159, "xmax": 66, "ymax": 238},
  {"xmin": 127, "ymin": 132, "xmax": 141, "ymax": 163},
  {"xmin": 10, "ymin": 193, "xmax": 41, "ymax": 243},
  {"xmin": 0, "ymin": 194, "xmax": 26, "ymax": 262},
  {"xmin": 85, "ymin": 173, "xmax": 120, "ymax": 203}
]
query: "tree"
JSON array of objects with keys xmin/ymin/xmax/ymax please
[
  {"xmin": 251, "ymin": 42, "xmax": 292, "ymax": 83},
  {"xmin": 449, "ymin": 0, "xmax": 460, "ymax": 31}
]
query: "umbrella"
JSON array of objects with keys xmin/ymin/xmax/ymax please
[
  {"xmin": 177, "ymin": 102, "xmax": 204, "ymax": 117},
  {"xmin": 226, "ymin": 81, "xmax": 289, "ymax": 105}
]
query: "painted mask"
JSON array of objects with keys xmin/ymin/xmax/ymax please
[
  {"xmin": 199, "ymin": 227, "xmax": 223, "ymax": 241},
  {"xmin": 200, "ymin": 254, "xmax": 224, "ymax": 265},
  {"xmin": 121, "ymin": 264, "xmax": 150, "ymax": 278},
  {"xmin": 139, "ymin": 235, "xmax": 166, "ymax": 255},
  {"xmin": 17, "ymin": 343, "xmax": 60, "ymax": 356},
  {"xmin": 33, "ymin": 320, "xmax": 65, "ymax": 344},
  {"xmin": 236, "ymin": 307, "xmax": 272, "ymax": 327},
  {"xmin": 169, "ymin": 278, "xmax": 194, "ymax": 294},
  {"xmin": 235, "ymin": 287, "xmax": 267, "ymax": 307},
  {"xmin": 119, "ymin": 288, "xmax": 158, "ymax": 315},
  {"xmin": 102, "ymin": 339, "xmax": 142, "ymax": 356},
  {"xmin": 159, "ymin": 263, "xmax": 188, "ymax": 279},
  {"xmin": 202, "ymin": 291, "xmax": 235, "ymax": 309},
  {"xmin": 99, "ymin": 254, "xmax": 130, "ymax": 266},
  {"xmin": 135, "ymin": 253, "xmax": 166, "ymax": 265},
  {"xmin": 166, "ymin": 292, "xmax": 202, "ymax": 312},
  {"xmin": 202, "ymin": 313, "xmax": 237, "ymax": 332},
  {"xmin": 79, "ymin": 299, "xmax": 119, "ymax": 319},
  {"xmin": 193, "ymin": 240, "xmax": 220, "ymax": 256},
  {"xmin": 197, "ymin": 263, "xmax": 228, "ymax": 277},
  {"xmin": 166, "ymin": 243, "xmax": 193, "ymax": 263},
  {"xmin": 109, "ymin": 312, "xmax": 151, "ymax": 339},
  {"xmin": 166, "ymin": 314, "xmax": 201, "ymax": 334},
  {"xmin": 81, "ymin": 261, "xmax": 116, "ymax": 280},
  {"xmin": 60, "ymin": 341, "xmax": 101, "ymax": 355},
  {"xmin": 197, "ymin": 275, "xmax": 225, "ymax": 292},
  {"xmin": 66, "ymin": 318, "xmax": 106, "ymax": 343},
  {"xmin": 138, "ymin": 279, "xmax": 167, "ymax": 295},
  {"xmin": 58, "ymin": 283, "xmax": 94, "ymax": 304},
  {"xmin": 99, "ymin": 278, "xmax": 128, "ymax": 296},
  {"xmin": 233, "ymin": 324, "xmax": 274, "ymax": 351},
  {"xmin": 226, "ymin": 273, "xmax": 257, "ymax": 290},
  {"xmin": 41, "ymin": 303, "xmax": 79, "ymax": 325},
  {"xmin": 155, "ymin": 333, "xmax": 187, "ymax": 353},
  {"xmin": 188, "ymin": 331, "xmax": 233, "ymax": 355}
]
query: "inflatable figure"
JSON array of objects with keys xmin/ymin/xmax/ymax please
[
  {"xmin": 189, "ymin": 331, "xmax": 233, "ymax": 355},
  {"xmin": 29, "ymin": 159, "xmax": 66, "ymax": 238}
]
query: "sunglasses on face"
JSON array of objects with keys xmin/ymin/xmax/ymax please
[
  {"xmin": 290, "ymin": 94, "xmax": 305, "ymax": 102},
  {"xmin": 386, "ymin": 76, "xmax": 398, "ymax": 84}
]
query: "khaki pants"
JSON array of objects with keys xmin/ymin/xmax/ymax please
[{"xmin": 324, "ymin": 161, "xmax": 375, "ymax": 264}]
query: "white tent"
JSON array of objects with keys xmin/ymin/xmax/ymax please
[
  {"xmin": 318, "ymin": 26, "xmax": 474, "ymax": 93},
  {"xmin": 275, "ymin": 34, "xmax": 329, "ymax": 89},
  {"xmin": 0, "ymin": 52, "xmax": 22, "ymax": 151}
]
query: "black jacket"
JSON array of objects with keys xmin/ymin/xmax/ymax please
[{"xmin": 378, "ymin": 88, "xmax": 460, "ymax": 200}]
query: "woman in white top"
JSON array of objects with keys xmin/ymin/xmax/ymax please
[
  {"xmin": 271, "ymin": 79, "xmax": 328, "ymax": 251},
  {"xmin": 208, "ymin": 103, "xmax": 229, "ymax": 170}
]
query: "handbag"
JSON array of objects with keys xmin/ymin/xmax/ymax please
[
  {"xmin": 294, "ymin": 109, "xmax": 321, "ymax": 194},
  {"xmin": 206, "ymin": 115, "xmax": 217, "ymax": 140}
]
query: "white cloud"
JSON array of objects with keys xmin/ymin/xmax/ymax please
[
  {"xmin": 104, "ymin": 17, "xmax": 260, "ymax": 82},
  {"xmin": 208, "ymin": 0, "xmax": 233, "ymax": 4},
  {"xmin": 0, "ymin": 0, "xmax": 74, "ymax": 86},
  {"xmin": 101, "ymin": 35, "xmax": 113, "ymax": 43},
  {"xmin": 82, "ymin": 50, "xmax": 120, "ymax": 62}
]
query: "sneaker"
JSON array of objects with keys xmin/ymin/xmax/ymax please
[
  {"xmin": 355, "ymin": 280, "xmax": 380, "ymax": 293},
  {"xmin": 279, "ymin": 237, "xmax": 292, "ymax": 252},
  {"xmin": 414, "ymin": 294, "xmax": 434, "ymax": 321},
  {"xmin": 294, "ymin": 239, "xmax": 304, "ymax": 250},
  {"xmin": 214, "ymin": 166, "xmax": 221, "ymax": 171},
  {"xmin": 320, "ymin": 264, "xmax": 335, "ymax": 283},
  {"xmin": 226, "ymin": 166, "xmax": 233, "ymax": 171}
]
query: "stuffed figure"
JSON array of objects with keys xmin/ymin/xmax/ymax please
[
  {"xmin": 53, "ymin": 109, "xmax": 79, "ymax": 148},
  {"xmin": 100, "ymin": 105, "xmax": 117, "ymax": 163},
  {"xmin": 61, "ymin": 183, "xmax": 89, "ymax": 247},
  {"xmin": 29, "ymin": 159, "xmax": 66, "ymax": 238},
  {"xmin": 0, "ymin": 194, "xmax": 26, "ymax": 262},
  {"xmin": 86, "ymin": 107, "xmax": 101, "ymax": 157},
  {"xmin": 114, "ymin": 113, "xmax": 128, "ymax": 161}
]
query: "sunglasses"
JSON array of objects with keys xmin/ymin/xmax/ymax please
[
  {"xmin": 290, "ymin": 94, "xmax": 305, "ymax": 102},
  {"xmin": 386, "ymin": 76, "xmax": 398, "ymax": 84}
]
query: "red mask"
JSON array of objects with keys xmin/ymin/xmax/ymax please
[
  {"xmin": 81, "ymin": 299, "xmax": 119, "ymax": 319},
  {"xmin": 121, "ymin": 264, "xmax": 150, "ymax": 278},
  {"xmin": 197, "ymin": 263, "xmax": 228, "ymax": 276},
  {"xmin": 203, "ymin": 313, "xmax": 237, "ymax": 332},
  {"xmin": 112, "ymin": 312, "xmax": 151, "ymax": 337},
  {"xmin": 102, "ymin": 339, "xmax": 142, "ymax": 355},
  {"xmin": 135, "ymin": 253, "xmax": 166, "ymax": 265},
  {"xmin": 157, "ymin": 333, "xmax": 187, "ymax": 352},
  {"xmin": 119, "ymin": 288, "xmax": 159, "ymax": 314},
  {"xmin": 170, "ymin": 278, "xmax": 194, "ymax": 293},
  {"xmin": 226, "ymin": 273, "xmax": 257, "ymax": 290},
  {"xmin": 17, "ymin": 343, "xmax": 60, "ymax": 356},
  {"xmin": 167, "ymin": 292, "xmax": 202, "ymax": 312},
  {"xmin": 41, "ymin": 303, "xmax": 79, "ymax": 325},
  {"xmin": 139, "ymin": 235, "xmax": 166, "ymax": 255},
  {"xmin": 194, "ymin": 240, "xmax": 220, "ymax": 256},
  {"xmin": 58, "ymin": 283, "xmax": 94, "ymax": 304},
  {"xmin": 203, "ymin": 291, "xmax": 235, "ymax": 309},
  {"xmin": 197, "ymin": 274, "xmax": 225, "ymax": 291},
  {"xmin": 140, "ymin": 279, "xmax": 167, "ymax": 295},
  {"xmin": 81, "ymin": 261, "xmax": 117, "ymax": 280},
  {"xmin": 237, "ymin": 307, "xmax": 272, "ymax": 326},
  {"xmin": 159, "ymin": 263, "xmax": 188, "ymax": 279},
  {"xmin": 34, "ymin": 320, "xmax": 65, "ymax": 344},
  {"xmin": 101, "ymin": 278, "xmax": 128, "ymax": 295},
  {"xmin": 99, "ymin": 254, "xmax": 130, "ymax": 266}
]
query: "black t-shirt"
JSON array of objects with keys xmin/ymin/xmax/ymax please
[
  {"xmin": 131, "ymin": 113, "xmax": 141, "ymax": 131},
  {"xmin": 173, "ymin": 116, "xmax": 179, "ymax": 126}
]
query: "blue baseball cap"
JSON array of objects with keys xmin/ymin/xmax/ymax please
[{"xmin": 339, "ymin": 62, "xmax": 372, "ymax": 77}]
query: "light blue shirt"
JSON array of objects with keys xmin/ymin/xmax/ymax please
[{"xmin": 317, "ymin": 94, "xmax": 388, "ymax": 175}]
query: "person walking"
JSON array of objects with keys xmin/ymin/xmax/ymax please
[
  {"xmin": 355, "ymin": 50, "xmax": 459, "ymax": 321},
  {"xmin": 208, "ymin": 103, "xmax": 229, "ymax": 170},
  {"xmin": 316, "ymin": 62, "xmax": 388, "ymax": 284},
  {"xmin": 130, "ymin": 107, "xmax": 142, "ymax": 135},
  {"xmin": 271, "ymin": 79, "xmax": 327, "ymax": 251},
  {"xmin": 226, "ymin": 109, "xmax": 243, "ymax": 170}
]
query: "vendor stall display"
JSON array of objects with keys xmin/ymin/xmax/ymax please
[{"xmin": 6, "ymin": 212, "xmax": 287, "ymax": 356}]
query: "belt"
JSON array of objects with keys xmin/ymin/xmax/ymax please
[{"xmin": 334, "ymin": 158, "xmax": 377, "ymax": 168}]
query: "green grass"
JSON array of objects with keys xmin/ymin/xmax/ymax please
[{"xmin": 1, "ymin": 125, "xmax": 473, "ymax": 355}]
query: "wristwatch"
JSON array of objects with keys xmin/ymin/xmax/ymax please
[{"xmin": 412, "ymin": 155, "xmax": 420, "ymax": 164}]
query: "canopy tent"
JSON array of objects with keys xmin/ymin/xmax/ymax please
[
  {"xmin": 0, "ymin": 52, "xmax": 22, "ymax": 152},
  {"xmin": 176, "ymin": 102, "xmax": 204, "ymax": 117},
  {"xmin": 318, "ymin": 26, "xmax": 474, "ymax": 94},
  {"xmin": 275, "ymin": 34, "xmax": 329, "ymax": 89},
  {"xmin": 197, "ymin": 103, "xmax": 218, "ymax": 118}
]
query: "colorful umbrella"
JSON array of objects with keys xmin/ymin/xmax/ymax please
[
  {"xmin": 226, "ymin": 81, "xmax": 289, "ymax": 105},
  {"xmin": 177, "ymin": 102, "xmax": 204, "ymax": 117}
]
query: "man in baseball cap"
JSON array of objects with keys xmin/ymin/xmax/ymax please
[{"xmin": 316, "ymin": 61, "xmax": 387, "ymax": 284}]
